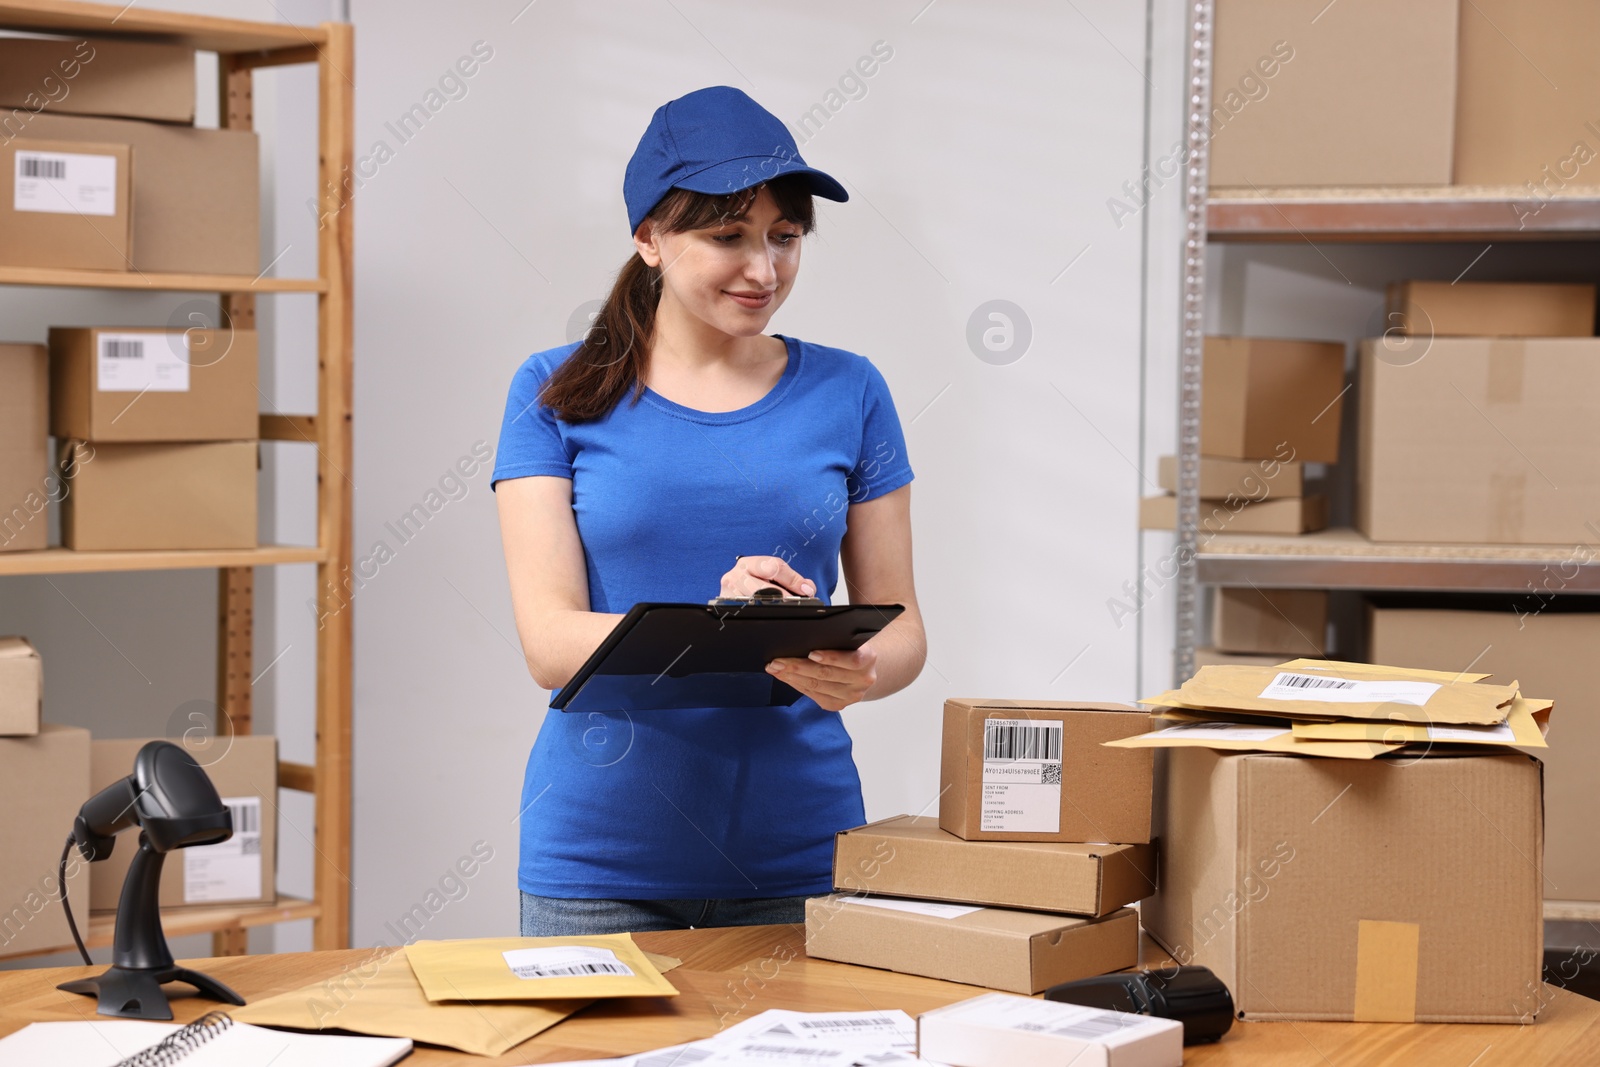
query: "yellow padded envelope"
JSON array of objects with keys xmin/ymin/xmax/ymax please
[{"xmin": 404, "ymin": 933, "xmax": 679, "ymax": 1003}]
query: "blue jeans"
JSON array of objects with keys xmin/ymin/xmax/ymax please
[{"xmin": 520, "ymin": 891, "xmax": 809, "ymax": 937}]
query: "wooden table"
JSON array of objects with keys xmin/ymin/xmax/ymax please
[{"xmin": 4, "ymin": 926, "xmax": 1600, "ymax": 1064}]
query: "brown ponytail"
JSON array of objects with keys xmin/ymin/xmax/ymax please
[{"xmin": 537, "ymin": 173, "xmax": 819, "ymax": 423}]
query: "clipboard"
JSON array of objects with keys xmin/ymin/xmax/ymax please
[{"xmin": 551, "ymin": 601, "xmax": 904, "ymax": 713}]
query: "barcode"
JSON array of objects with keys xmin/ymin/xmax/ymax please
[
  {"xmin": 1051, "ymin": 1014, "xmax": 1128, "ymax": 1039},
  {"xmin": 635, "ymin": 1049, "xmax": 714, "ymax": 1067},
  {"xmin": 985, "ymin": 723, "xmax": 1062, "ymax": 760},
  {"xmin": 510, "ymin": 961, "xmax": 632, "ymax": 978},
  {"xmin": 742, "ymin": 1047, "xmax": 838, "ymax": 1058},
  {"xmin": 796, "ymin": 1018, "xmax": 888, "ymax": 1030},
  {"xmin": 103, "ymin": 339, "xmax": 145, "ymax": 360},
  {"xmin": 225, "ymin": 800, "xmax": 259, "ymax": 835},
  {"xmin": 20, "ymin": 157, "xmax": 66, "ymax": 180},
  {"xmin": 1272, "ymin": 672, "xmax": 1355, "ymax": 690}
]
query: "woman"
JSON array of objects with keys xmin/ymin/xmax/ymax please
[{"xmin": 492, "ymin": 85, "xmax": 926, "ymax": 936}]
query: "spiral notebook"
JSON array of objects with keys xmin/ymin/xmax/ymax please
[{"xmin": 0, "ymin": 1011, "xmax": 411, "ymax": 1067}]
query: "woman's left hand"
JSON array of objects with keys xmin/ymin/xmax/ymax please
[{"xmin": 766, "ymin": 645, "xmax": 878, "ymax": 712}]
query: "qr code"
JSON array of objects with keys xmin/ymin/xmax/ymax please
[
  {"xmin": 241, "ymin": 837, "xmax": 261, "ymax": 856},
  {"xmin": 1042, "ymin": 763, "xmax": 1062, "ymax": 786}
]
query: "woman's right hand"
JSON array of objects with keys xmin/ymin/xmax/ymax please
[{"xmin": 720, "ymin": 555, "xmax": 816, "ymax": 599}]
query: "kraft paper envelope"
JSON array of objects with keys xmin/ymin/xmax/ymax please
[
  {"xmin": 1273, "ymin": 658, "xmax": 1492, "ymax": 684},
  {"xmin": 1104, "ymin": 720, "xmax": 1395, "ymax": 759},
  {"xmin": 405, "ymin": 933, "xmax": 680, "ymax": 1003},
  {"xmin": 1291, "ymin": 694, "xmax": 1552, "ymax": 748},
  {"xmin": 1146, "ymin": 664, "xmax": 1516, "ymax": 725}
]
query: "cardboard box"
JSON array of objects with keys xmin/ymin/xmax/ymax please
[
  {"xmin": 1143, "ymin": 748, "xmax": 1543, "ymax": 1022},
  {"xmin": 1139, "ymin": 493, "xmax": 1328, "ymax": 535},
  {"xmin": 917, "ymin": 992, "xmax": 1183, "ymax": 1067},
  {"xmin": 939, "ymin": 699, "xmax": 1153, "ymax": 844},
  {"xmin": 0, "ymin": 343, "xmax": 49, "ymax": 552},
  {"xmin": 1386, "ymin": 281, "xmax": 1596, "ymax": 339},
  {"xmin": 23, "ymin": 113, "xmax": 257, "ymax": 276},
  {"xmin": 1356, "ymin": 337, "xmax": 1600, "ymax": 544},
  {"xmin": 0, "ymin": 637, "xmax": 42, "ymax": 737},
  {"xmin": 49, "ymin": 328, "xmax": 258, "ymax": 442},
  {"xmin": 1193, "ymin": 647, "xmax": 1291, "ymax": 670},
  {"xmin": 1212, "ymin": 587, "xmax": 1327, "ymax": 656},
  {"xmin": 0, "ymin": 723, "xmax": 91, "ymax": 957},
  {"xmin": 1209, "ymin": 0, "xmax": 1457, "ymax": 187},
  {"xmin": 0, "ymin": 37, "xmax": 194, "ymax": 124},
  {"xmin": 1368, "ymin": 601, "xmax": 1600, "ymax": 901},
  {"xmin": 59, "ymin": 439, "xmax": 258, "ymax": 551},
  {"xmin": 1203, "ymin": 336, "xmax": 1345, "ymax": 463},
  {"xmin": 90, "ymin": 735, "xmax": 277, "ymax": 910},
  {"xmin": 1455, "ymin": 0, "xmax": 1600, "ymax": 185},
  {"xmin": 833, "ymin": 815, "xmax": 1156, "ymax": 919},
  {"xmin": 1157, "ymin": 453, "xmax": 1304, "ymax": 498},
  {"xmin": 0, "ymin": 139, "xmax": 132, "ymax": 271},
  {"xmin": 805, "ymin": 895, "xmax": 1140, "ymax": 995}
]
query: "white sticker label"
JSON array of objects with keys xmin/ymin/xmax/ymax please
[
  {"xmin": 720, "ymin": 1008, "xmax": 918, "ymax": 1052},
  {"xmin": 96, "ymin": 332, "xmax": 191, "ymax": 393},
  {"xmin": 502, "ymin": 945, "xmax": 634, "ymax": 979},
  {"xmin": 979, "ymin": 718, "xmax": 1063, "ymax": 833},
  {"xmin": 939, "ymin": 991, "xmax": 1176, "ymax": 1046},
  {"xmin": 14, "ymin": 150, "xmax": 118, "ymax": 216},
  {"xmin": 1258, "ymin": 671, "xmax": 1442, "ymax": 706},
  {"xmin": 184, "ymin": 796, "xmax": 262, "ymax": 903},
  {"xmin": 1427, "ymin": 722, "xmax": 1516, "ymax": 742},
  {"xmin": 1153, "ymin": 722, "xmax": 1291, "ymax": 742},
  {"xmin": 837, "ymin": 895, "xmax": 983, "ymax": 920}
]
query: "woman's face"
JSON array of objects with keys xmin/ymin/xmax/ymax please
[{"xmin": 635, "ymin": 185, "xmax": 803, "ymax": 340}]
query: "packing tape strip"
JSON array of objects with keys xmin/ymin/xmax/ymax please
[
  {"xmin": 1486, "ymin": 339, "xmax": 1525, "ymax": 405},
  {"xmin": 1353, "ymin": 919, "xmax": 1420, "ymax": 1023},
  {"xmin": 1489, "ymin": 471, "xmax": 1527, "ymax": 543}
]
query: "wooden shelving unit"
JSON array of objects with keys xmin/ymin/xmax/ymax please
[{"xmin": 0, "ymin": 1, "xmax": 353, "ymax": 958}]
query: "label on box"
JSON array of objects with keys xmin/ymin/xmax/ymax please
[
  {"xmin": 1258, "ymin": 671, "xmax": 1441, "ymax": 706},
  {"xmin": 980, "ymin": 718, "xmax": 1063, "ymax": 833},
  {"xmin": 14, "ymin": 150, "xmax": 118, "ymax": 216},
  {"xmin": 1154, "ymin": 722, "xmax": 1291, "ymax": 741},
  {"xmin": 837, "ymin": 895, "xmax": 983, "ymax": 920},
  {"xmin": 96, "ymin": 332, "xmax": 191, "ymax": 393},
  {"xmin": 1427, "ymin": 722, "xmax": 1515, "ymax": 742},
  {"xmin": 183, "ymin": 796, "xmax": 261, "ymax": 903},
  {"xmin": 502, "ymin": 945, "xmax": 634, "ymax": 979}
]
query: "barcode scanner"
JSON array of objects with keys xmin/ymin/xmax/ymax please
[{"xmin": 1044, "ymin": 966, "xmax": 1235, "ymax": 1045}]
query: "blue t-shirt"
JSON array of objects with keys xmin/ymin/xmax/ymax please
[{"xmin": 491, "ymin": 333, "xmax": 914, "ymax": 899}]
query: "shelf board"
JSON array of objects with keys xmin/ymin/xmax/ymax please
[
  {"xmin": 0, "ymin": 266, "xmax": 324, "ymax": 293},
  {"xmin": 0, "ymin": 1, "xmax": 324, "ymax": 53},
  {"xmin": 0, "ymin": 897, "xmax": 319, "ymax": 963},
  {"xmin": 1208, "ymin": 185, "xmax": 1600, "ymax": 242},
  {"xmin": 1197, "ymin": 527, "xmax": 1598, "ymax": 592},
  {"xmin": 0, "ymin": 545, "xmax": 325, "ymax": 577}
]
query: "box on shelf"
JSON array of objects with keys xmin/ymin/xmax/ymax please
[
  {"xmin": 1356, "ymin": 337, "xmax": 1600, "ymax": 545},
  {"xmin": 1202, "ymin": 336, "xmax": 1346, "ymax": 464},
  {"xmin": 1143, "ymin": 747, "xmax": 1542, "ymax": 1022},
  {"xmin": 1455, "ymin": 0, "xmax": 1600, "ymax": 185},
  {"xmin": 1368, "ymin": 601, "xmax": 1600, "ymax": 901},
  {"xmin": 917, "ymin": 992, "xmax": 1183, "ymax": 1067},
  {"xmin": 805, "ymin": 895, "xmax": 1139, "ymax": 995},
  {"xmin": 58, "ymin": 439, "xmax": 258, "ymax": 551},
  {"xmin": 1193, "ymin": 647, "xmax": 1291, "ymax": 670},
  {"xmin": 90, "ymin": 734, "xmax": 277, "ymax": 911},
  {"xmin": 0, "ymin": 343, "xmax": 49, "ymax": 553},
  {"xmin": 1139, "ymin": 493, "xmax": 1328, "ymax": 536},
  {"xmin": 0, "ymin": 37, "xmax": 194, "ymax": 124},
  {"xmin": 1386, "ymin": 281, "xmax": 1596, "ymax": 339},
  {"xmin": 939, "ymin": 698, "xmax": 1152, "ymax": 844},
  {"xmin": 1208, "ymin": 0, "xmax": 1458, "ymax": 187},
  {"xmin": 0, "ymin": 138, "xmax": 131, "ymax": 271},
  {"xmin": 1157, "ymin": 453, "xmax": 1305, "ymax": 498},
  {"xmin": 833, "ymin": 815, "xmax": 1156, "ymax": 919},
  {"xmin": 24, "ymin": 113, "xmax": 257, "ymax": 276},
  {"xmin": 0, "ymin": 723, "xmax": 91, "ymax": 957},
  {"xmin": 0, "ymin": 637, "xmax": 42, "ymax": 737},
  {"xmin": 1212, "ymin": 587, "xmax": 1327, "ymax": 656},
  {"xmin": 49, "ymin": 327, "xmax": 258, "ymax": 442}
]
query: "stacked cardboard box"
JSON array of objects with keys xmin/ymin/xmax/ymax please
[
  {"xmin": 0, "ymin": 343, "xmax": 49, "ymax": 552},
  {"xmin": 0, "ymin": 723, "xmax": 91, "ymax": 957},
  {"xmin": 1209, "ymin": 587, "xmax": 1328, "ymax": 658},
  {"xmin": 0, "ymin": 637, "xmax": 42, "ymax": 736},
  {"xmin": 807, "ymin": 700, "xmax": 1155, "ymax": 994}
]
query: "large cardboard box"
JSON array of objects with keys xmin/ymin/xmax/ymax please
[
  {"xmin": 1144, "ymin": 748, "xmax": 1543, "ymax": 1022},
  {"xmin": 0, "ymin": 343, "xmax": 49, "ymax": 552},
  {"xmin": 1202, "ymin": 336, "xmax": 1345, "ymax": 463},
  {"xmin": 1209, "ymin": 0, "xmax": 1457, "ymax": 187},
  {"xmin": 1386, "ymin": 281, "xmax": 1596, "ymax": 339},
  {"xmin": 0, "ymin": 637, "xmax": 42, "ymax": 736},
  {"xmin": 1157, "ymin": 453, "xmax": 1305, "ymax": 498},
  {"xmin": 59, "ymin": 439, "xmax": 258, "ymax": 551},
  {"xmin": 1139, "ymin": 493, "xmax": 1328, "ymax": 536},
  {"xmin": 1356, "ymin": 337, "xmax": 1600, "ymax": 544},
  {"xmin": 0, "ymin": 723, "xmax": 91, "ymax": 957},
  {"xmin": 49, "ymin": 328, "xmax": 258, "ymax": 442},
  {"xmin": 0, "ymin": 37, "xmax": 194, "ymax": 124},
  {"xmin": 805, "ymin": 895, "xmax": 1139, "ymax": 995},
  {"xmin": 1368, "ymin": 601, "xmax": 1600, "ymax": 902},
  {"xmin": 833, "ymin": 815, "xmax": 1156, "ymax": 919},
  {"xmin": 89, "ymin": 735, "xmax": 277, "ymax": 911},
  {"xmin": 22, "ymin": 113, "xmax": 257, "ymax": 276},
  {"xmin": 1212, "ymin": 587, "xmax": 1327, "ymax": 656},
  {"xmin": 1455, "ymin": 0, "xmax": 1600, "ymax": 186},
  {"xmin": 0, "ymin": 139, "xmax": 132, "ymax": 271},
  {"xmin": 939, "ymin": 699, "xmax": 1152, "ymax": 844}
]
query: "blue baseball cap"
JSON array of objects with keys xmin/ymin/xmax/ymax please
[{"xmin": 623, "ymin": 85, "xmax": 848, "ymax": 237}]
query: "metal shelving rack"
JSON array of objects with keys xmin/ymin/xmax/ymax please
[{"xmin": 0, "ymin": 1, "xmax": 353, "ymax": 958}]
